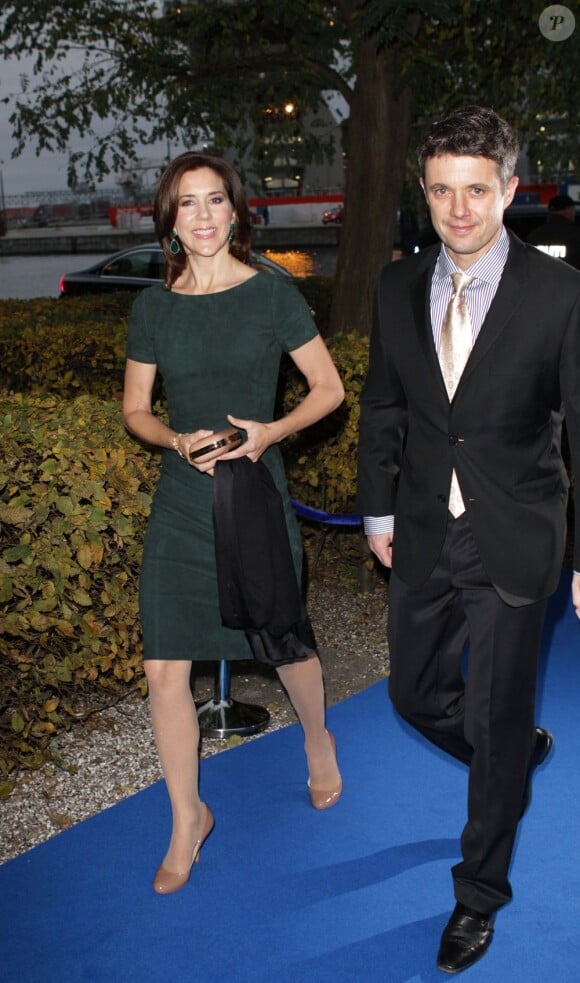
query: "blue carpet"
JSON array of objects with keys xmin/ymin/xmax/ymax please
[{"xmin": 1, "ymin": 574, "xmax": 579, "ymax": 982}]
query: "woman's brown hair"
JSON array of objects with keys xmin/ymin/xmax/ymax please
[{"xmin": 153, "ymin": 152, "xmax": 252, "ymax": 288}]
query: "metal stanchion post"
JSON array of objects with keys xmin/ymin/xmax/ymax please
[{"xmin": 195, "ymin": 659, "xmax": 270, "ymax": 738}]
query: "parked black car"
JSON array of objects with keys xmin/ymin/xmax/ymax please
[{"xmin": 59, "ymin": 244, "xmax": 291, "ymax": 296}]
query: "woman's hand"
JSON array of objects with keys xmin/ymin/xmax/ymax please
[
  {"xmin": 218, "ymin": 413, "xmax": 277, "ymax": 463},
  {"xmin": 175, "ymin": 430, "xmax": 215, "ymax": 472},
  {"xmin": 178, "ymin": 419, "xmax": 272, "ymax": 476}
]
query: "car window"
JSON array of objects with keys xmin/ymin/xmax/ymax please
[
  {"xmin": 102, "ymin": 251, "xmax": 158, "ymax": 278},
  {"xmin": 251, "ymin": 258, "xmax": 276, "ymax": 275},
  {"xmin": 150, "ymin": 252, "xmax": 165, "ymax": 281},
  {"xmin": 97, "ymin": 247, "xmax": 285, "ymax": 281},
  {"xmin": 249, "ymin": 251, "xmax": 290, "ymax": 278}
]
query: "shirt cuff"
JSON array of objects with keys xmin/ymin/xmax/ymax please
[{"xmin": 363, "ymin": 515, "xmax": 395, "ymax": 535}]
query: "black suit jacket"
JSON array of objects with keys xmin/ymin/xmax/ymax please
[{"xmin": 357, "ymin": 231, "xmax": 580, "ymax": 600}]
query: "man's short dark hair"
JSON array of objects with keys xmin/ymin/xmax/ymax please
[
  {"xmin": 548, "ymin": 194, "xmax": 575, "ymax": 212},
  {"xmin": 418, "ymin": 106, "xmax": 520, "ymax": 187}
]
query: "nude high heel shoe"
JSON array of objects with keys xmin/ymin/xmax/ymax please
[
  {"xmin": 308, "ymin": 731, "xmax": 342, "ymax": 810},
  {"xmin": 153, "ymin": 804, "xmax": 215, "ymax": 895}
]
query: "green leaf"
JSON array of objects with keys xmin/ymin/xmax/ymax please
[
  {"xmin": 0, "ymin": 576, "xmax": 14, "ymax": 602},
  {"xmin": 77, "ymin": 544, "xmax": 93, "ymax": 570},
  {"xmin": 71, "ymin": 588, "xmax": 93, "ymax": 607},
  {"xmin": 11, "ymin": 711, "xmax": 25, "ymax": 734},
  {"xmin": 3, "ymin": 544, "xmax": 33, "ymax": 563},
  {"xmin": 56, "ymin": 496, "xmax": 74, "ymax": 516}
]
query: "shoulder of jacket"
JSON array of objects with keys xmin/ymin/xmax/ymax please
[
  {"xmin": 377, "ymin": 245, "xmax": 437, "ymax": 287},
  {"xmin": 519, "ymin": 235, "xmax": 580, "ymax": 286}
]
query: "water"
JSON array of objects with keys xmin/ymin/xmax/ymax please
[
  {"xmin": 0, "ymin": 248, "xmax": 338, "ymax": 300},
  {"xmin": 263, "ymin": 248, "xmax": 337, "ymax": 279},
  {"xmin": 0, "ymin": 254, "xmax": 111, "ymax": 299}
]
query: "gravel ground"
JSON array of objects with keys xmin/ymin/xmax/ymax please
[{"xmin": 0, "ymin": 556, "xmax": 390, "ymax": 865}]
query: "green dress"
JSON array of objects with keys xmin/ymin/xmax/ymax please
[{"xmin": 126, "ymin": 272, "xmax": 318, "ymax": 661}]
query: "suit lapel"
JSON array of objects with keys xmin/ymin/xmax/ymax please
[
  {"xmin": 458, "ymin": 233, "xmax": 531, "ymax": 389},
  {"xmin": 410, "ymin": 250, "xmax": 445, "ymax": 391}
]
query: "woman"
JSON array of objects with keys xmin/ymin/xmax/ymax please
[{"xmin": 123, "ymin": 152, "xmax": 344, "ymax": 895}]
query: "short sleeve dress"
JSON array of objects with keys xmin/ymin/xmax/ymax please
[{"xmin": 126, "ymin": 272, "xmax": 318, "ymax": 661}]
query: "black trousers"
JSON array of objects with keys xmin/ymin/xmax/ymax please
[{"xmin": 388, "ymin": 513, "xmax": 548, "ymax": 913}]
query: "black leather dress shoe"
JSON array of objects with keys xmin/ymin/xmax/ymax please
[
  {"xmin": 520, "ymin": 726, "xmax": 554, "ymax": 818},
  {"xmin": 437, "ymin": 902, "xmax": 495, "ymax": 974}
]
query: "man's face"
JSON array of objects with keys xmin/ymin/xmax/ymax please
[{"xmin": 420, "ymin": 154, "xmax": 518, "ymax": 269}]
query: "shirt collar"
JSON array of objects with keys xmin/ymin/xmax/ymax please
[{"xmin": 435, "ymin": 226, "xmax": 510, "ymax": 284}]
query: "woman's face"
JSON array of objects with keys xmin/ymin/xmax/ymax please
[{"xmin": 173, "ymin": 167, "xmax": 235, "ymax": 259}]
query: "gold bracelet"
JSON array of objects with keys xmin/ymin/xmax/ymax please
[{"xmin": 171, "ymin": 433, "xmax": 186, "ymax": 458}]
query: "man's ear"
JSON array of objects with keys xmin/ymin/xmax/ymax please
[{"xmin": 504, "ymin": 175, "xmax": 519, "ymax": 208}]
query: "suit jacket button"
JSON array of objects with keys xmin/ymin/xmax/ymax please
[
  {"xmin": 448, "ymin": 434, "xmax": 458, "ymax": 445},
  {"xmin": 437, "ymin": 494, "xmax": 447, "ymax": 503}
]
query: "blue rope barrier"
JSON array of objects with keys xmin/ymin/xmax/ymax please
[{"xmin": 291, "ymin": 499, "xmax": 362, "ymax": 527}]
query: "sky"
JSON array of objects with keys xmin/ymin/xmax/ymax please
[
  {"xmin": 1, "ymin": 54, "xmax": 98, "ymax": 199},
  {"xmin": 0, "ymin": 134, "xmax": 77, "ymax": 200},
  {"xmin": 0, "ymin": 109, "xmax": 68, "ymax": 199},
  {"xmin": 0, "ymin": 52, "xmax": 174, "ymax": 201}
]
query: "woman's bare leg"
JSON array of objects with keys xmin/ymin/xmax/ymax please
[
  {"xmin": 277, "ymin": 654, "xmax": 341, "ymax": 791},
  {"xmin": 145, "ymin": 659, "xmax": 205, "ymax": 872}
]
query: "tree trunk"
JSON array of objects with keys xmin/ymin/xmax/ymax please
[{"xmin": 329, "ymin": 40, "xmax": 413, "ymax": 336}]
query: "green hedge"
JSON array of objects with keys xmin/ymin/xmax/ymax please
[
  {"xmin": 0, "ymin": 295, "xmax": 132, "ymax": 396},
  {"xmin": 0, "ymin": 394, "xmax": 157, "ymax": 789},
  {"xmin": 281, "ymin": 331, "xmax": 367, "ymax": 513}
]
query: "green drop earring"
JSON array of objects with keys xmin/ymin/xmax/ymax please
[
  {"xmin": 169, "ymin": 231, "xmax": 181, "ymax": 255},
  {"xmin": 228, "ymin": 222, "xmax": 236, "ymax": 245}
]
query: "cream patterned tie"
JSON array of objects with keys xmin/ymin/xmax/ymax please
[{"xmin": 439, "ymin": 271, "xmax": 473, "ymax": 517}]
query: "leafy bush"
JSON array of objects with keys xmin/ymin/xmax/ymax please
[
  {"xmin": 0, "ymin": 293, "xmax": 134, "ymax": 340},
  {"xmin": 297, "ymin": 275, "xmax": 333, "ymax": 335},
  {"xmin": 0, "ymin": 296, "xmax": 132, "ymax": 396},
  {"xmin": 281, "ymin": 331, "xmax": 368, "ymax": 514},
  {"xmin": 0, "ymin": 394, "xmax": 157, "ymax": 789}
]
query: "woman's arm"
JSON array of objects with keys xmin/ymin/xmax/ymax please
[
  {"xmin": 226, "ymin": 334, "xmax": 344, "ymax": 462},
  {"xmin": 123, "ymin": 359, "xmax": 172, "ymax": 448},
  {"xmin": 122, "ymin": 358, "xmax": 212, "ymax": 457}
]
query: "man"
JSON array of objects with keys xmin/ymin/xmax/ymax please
[
  {"xmin": 357, "ymin": 106, "xmax": 580, "ymax": 974},
  {"xmin": 527, "ymin": 193, "xmax": 580, "ymax": 270}
]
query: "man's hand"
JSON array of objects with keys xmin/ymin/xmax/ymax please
[
  {"xmin": 572, "ymin": 573, "xmax": 580, "ymax": 620},
  {"xmin": 367, "ymin": 533, "xmax": 394, "ymax": 569}
]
